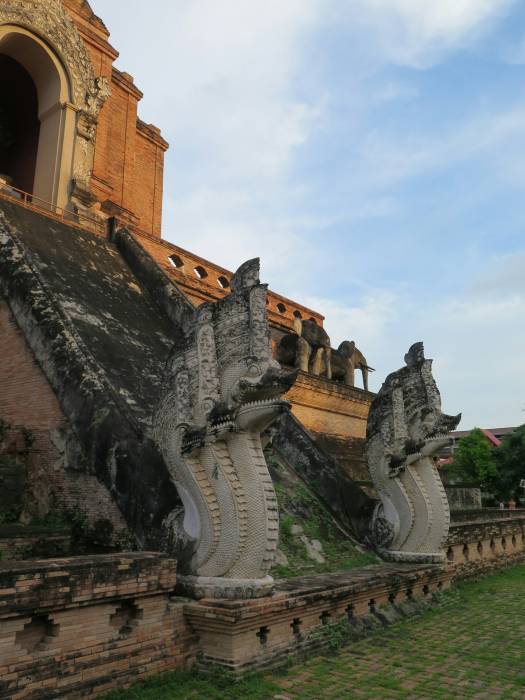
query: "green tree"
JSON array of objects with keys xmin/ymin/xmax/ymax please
[
  {"xmin": 448, "ymin": 428, "xmax": 497, "ymax": 491},
  {"xmin": 493, "ymin": 425, "xmax": 525, "ymax": 501}
]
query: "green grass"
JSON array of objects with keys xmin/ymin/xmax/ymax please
[
  {"xmin": 105, "ymin": 564, "xmax": 525, "ymax": 700},
  {"xmin": 102, "ymin": 667, "xmax": 281, "ymax": 700}
]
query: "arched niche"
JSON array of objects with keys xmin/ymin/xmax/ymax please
[{"xmin": 0, "ymin": 25, "xmax": 76, "ymax": 209}]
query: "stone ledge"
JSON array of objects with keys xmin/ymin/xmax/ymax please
[
  {"xmin": 448, "ymin": 515, "xmax": 525, "ymax": 546},
  {"xmin": 184, "ymin": 563, "xmax": 453, "ymax": 671},
  {"xmin": 446, "ymin": 516, "xmax": 525, "ymax": 578},
  {"xmin": 0, "ymin": 553, "xmax": 176, "ymax": 619}
]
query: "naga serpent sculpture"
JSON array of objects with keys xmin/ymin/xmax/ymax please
[
  {"xmin": 365, "ymin": 342, "xmax": 461, "ymax": 563},
  {"xmin": 154, "ymin": 258, "xmax": 297, "ymax": 598}
]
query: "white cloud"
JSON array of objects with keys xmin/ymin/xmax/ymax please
[
  {"xmin": 91, "ymin": 0, "xmax": 323, "ymax": 183},
  {"xmin": 343, "ymin": 102, "xmax": 525, "ymax": 194},
  {"xmin": 422, "ymin": 290, "xmax": 525, "ymax": 430},
  {"xmin": 91, "ymin": 0, "xmax": 326, "ymax": 291},
  {"xmin": 342, "ymin": 0, "xmax": 515, "ymax": 68}
]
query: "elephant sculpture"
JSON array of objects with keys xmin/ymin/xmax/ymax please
[
  {"xmin": 276, "ymin": 318, "xmax": 332, "ymax": 378},
  {"xmin": 276, "ymin": 320, "xmax": 373, "ymax": 390},
  {"xmin": 331, "ymin": 341, "xmax": 373, "ymax": 392}
]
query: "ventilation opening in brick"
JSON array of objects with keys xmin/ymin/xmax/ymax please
[
  {"xmin": 277, "ymin": 303, "xmax": 286, "ymax": 314},
  {"xmin": 437, "ymin": 581, "xmax": 443, "ymax": 591},
  {"xmin": 477, "ymin": 541, "xmax": 483, "ymax": 556},
  {"xmin": 168, "ymin": 253, "xmax": 184, "ymax": 268},
  {"xmin": 406, "ymin": 588, "xmax": 413, "ymax": 601},
  {"xmin": 490, "ymin": 538, "xmax": 496, "ymax": 552},
  {"xmin": 346, "ymin": 603, "xmax": 355, "ymax": 619},
  {"xmin": 388, "ymin": 592, "xmax": 397, "ymax": 605},
  {"xmin": 291, "ymin": 618, "xmax": 302, "ymax": 637},
  {"xmin": 217, "ymin": 275, "xmax": 230, "ymax": 289},
  {"xmin": 368, "ymin": 598, "xmax": 376, "ymax": 613},
  {"xmin": 194, "ymin": 265, "xmax": 208, "ymax": 279},
  {"xmin": 446, "ymin": 546, "xmax": 454, "ymax": 561},
  {"xmin": 501, "ymin": 537, "xmax": 507, "ymax": 550},
  {"xmin": 319, "ymin": 610, "xmax": 331, "ymax": 626},
  {"xmin": 256, "ymin": 626, "xmax": 270, "ymax": 645},
  {"xmin": 512, "ymin": 535, "xmax": 517, "ymax": 548},
  {"xmin": 463, "ymin": 544, "xmax": 470, "ymax": 560},
  {"xmin": 293, "ymin": 310, "xmax": 302, "ymax": 319},
  {"xmin": 422, "ymin": 584, "xmax": 430, "ymax": 596},
  {"xmin": 110, "ymin": 600, "xmax": 143, "ymax": 637},
  {"xmin": 15, "ymin": 614, "xmax": 59, "ymax": 654}
]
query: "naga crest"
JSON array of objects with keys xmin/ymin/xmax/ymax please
[
  {"xmin": 154, "ymin": 259, "xmax": 297, "ymax": 598},
  {"xmin": 365, "ymin": 342, "xmax": 461, "ymax": 563}
]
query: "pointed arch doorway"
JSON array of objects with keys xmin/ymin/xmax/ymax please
[{"xmin": 0, "ymin": 25, "xmax": 77, "ymax": 209}]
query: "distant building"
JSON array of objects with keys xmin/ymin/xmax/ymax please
[
  {"xmin": 439, "ymin": 427, "xmax": 516, "ymax": 465},
  {"xmin": 438, "ymin": 427, "xmax": 517, "ymax": 510}
]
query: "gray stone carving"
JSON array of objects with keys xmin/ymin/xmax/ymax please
[
  {"xmin": 276, "ymin": 319, "xmax": 372, "ymax": 390},
  {"xmin": 331, "ymin": 341, "xmax": 372, "ymax": 391},
  {"xmin": 154, "ymin": 259, "xmax": 297, "ymax": 598},
  {"xmin": 365, "ymin": 343, "xmax": 461, "ymax": 563},
  {"xmin": 277, "ymin": 318, "xmax": 332, "ymax": 378}
]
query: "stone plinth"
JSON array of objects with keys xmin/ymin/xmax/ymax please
[{"xmin": 184, "ymin": 563, "xmax": 453, "ymax": 671}]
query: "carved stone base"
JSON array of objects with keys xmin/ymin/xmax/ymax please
[
  {"xmin": 377, "ymin": 548, "xmax": 446, "ymax": 564},
  {"xmin": 176, "ymin": 575, "xmax": 274, "ymax": 600}
]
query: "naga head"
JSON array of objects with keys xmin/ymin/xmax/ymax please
[
  {"xmin": 367, "ymin": 342, "xmax": 461, "ymax": 471},
  {"xmin": 162, "ymin": 258, "xmax": 297, "ymax": 449},
  {"xmin": 401, "ymin": 342, "xmax": 461, "ymax": 459}
]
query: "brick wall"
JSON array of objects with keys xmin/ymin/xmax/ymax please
[
  {"xmin": 0, "ymin": 300, "xmax": 64, "ymax": 520},
  {"xmin": 285, "ymin": 371, "xmax": 373, "ymax": 441},
  {"xmin": 0, "ymin": 301, "xmax": 65, "ymax": 432},
  {"xmin": 185, "ymin": 564, "xmax": 453, "ymax": 672},
  {"xmin": 1, "ymin": 522, "xmax": 525, "ymax": 692},
  {"xmin": 447, "ymin": 514, "xmax": 525, "ymax": 578},
  {"xmin": 0, "ymin": 300, "xmax": 127, "ymax": 530},
  {"xmin": 0, "ymin": 553, "xmax": 196, "ymax": 698},
  {"xmin": 62, "ymin": 1, "xmax": 168, "ymax": 237}
]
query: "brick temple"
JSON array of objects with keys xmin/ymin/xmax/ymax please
[{"xmin": 2, "ymin": 2, "xmax": 524, "ymax": 698}]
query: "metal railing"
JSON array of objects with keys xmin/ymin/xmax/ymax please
[{"xmin": 0, "ymin": 182, "xmax": 107, "ymax": 236}]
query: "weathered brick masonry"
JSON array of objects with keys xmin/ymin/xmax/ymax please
[
  {"xmin": 62, "ymin": 0, "xmax": 168, "ymax": 236},
  {"xmin": 447, "ymin": 513, "xmax": 525, "ymax": 578},
  {"xmin": 185, "ymin": 564, "xmax": 453, "ymax": 672},
  {"xmin": 1, "ymin": 520, "xmax": 523, "ymax": 696},
  {"xmin": 0, "ymin": 299, "xmax": 129, "ymax": 530},
  {"xmin": 0, "ymin": 554, "xmax": 196, "ymax": 699}
]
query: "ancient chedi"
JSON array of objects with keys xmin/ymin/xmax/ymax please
[{"xmin": 0, "ymin": 0, "xmax": 459, "ymax": 597}]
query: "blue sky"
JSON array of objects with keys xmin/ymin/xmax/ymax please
[{"xmin": 90, "ymin": 0, "xmax": 525, "ymax": 429}]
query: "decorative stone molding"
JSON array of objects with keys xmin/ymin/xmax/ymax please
[
  {"xmin": 0, "ymin": 0, "xmax": 103, "ymax": 109},
  {"xmin": 0, "ymin": 0, "xmax": 111, "ymax": 205}
]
